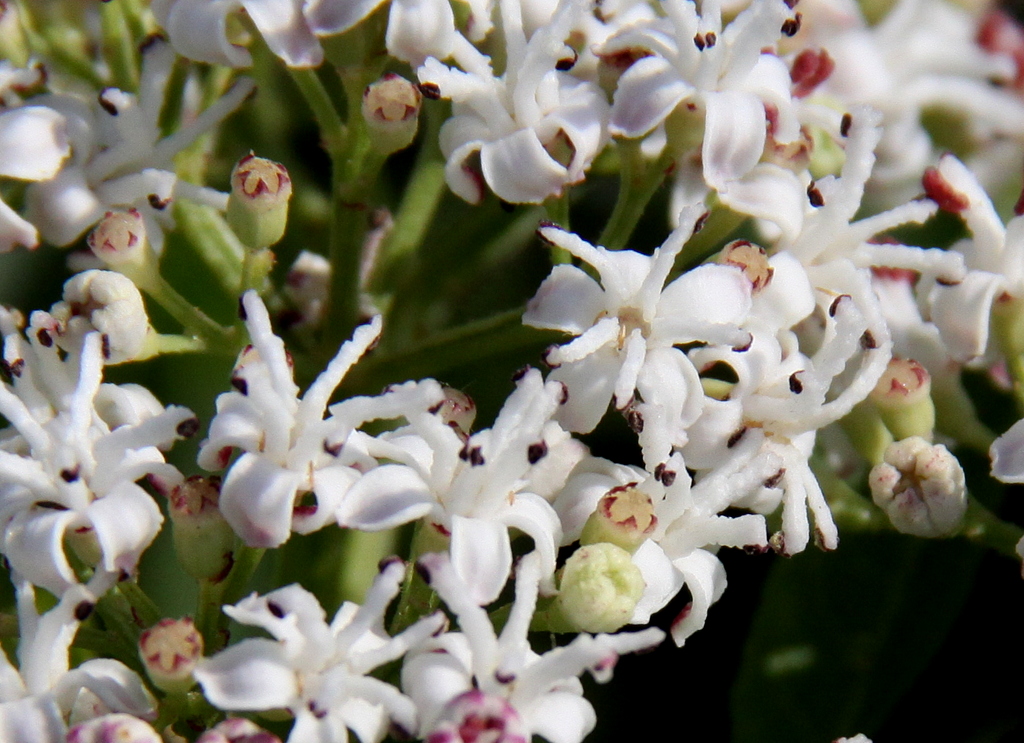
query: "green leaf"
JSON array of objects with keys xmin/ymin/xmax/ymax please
[{"xmin": 731, "ymin": 533, "xmax": 981, "ymax": 742}]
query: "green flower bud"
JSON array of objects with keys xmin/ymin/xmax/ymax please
[
  {"xmin": 168, "ymin": 476, "xmax": 236, "ymax": 581},
  {"xmin": 87, "ymin": 209, "xmax": 152, "ymax": 272},
  {"xmin": 869, "ymin": 357, "xmax": 935, "ymax": 441},
  {"xmin": 138, "ymin": 617, "xmax": 203, "ymax": 694},
  {"xmin": 869, "ymin": 436, "xmax": 967, "ymax": 537},
  {"xmin": 362, "ymin": 73, "xmax": 421, "ymax": 155},
  {"xmin": 227, "ymin": 154, "xmax": 292, "ymax": 248},
  {"xmin": 555, "ymin": 542, "xmax": 645, "ymax": 633},
  {"xmin": 580, "ymin": 484, "xmax": 657, "ymax": 554}
]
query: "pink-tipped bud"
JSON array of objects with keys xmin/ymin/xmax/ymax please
[
  {"xmin": 227, "ymin": 153, "xmax": 292, "ymax": 248},
  {"xmin": 719, "ymin": 240, "xmax": 774, "ymax": 293},
  {"xmin": 67, "ymin": 714, "xmax": 162, "ymax": 743},
  {"xmin": 362, "ymin": 73, "xmax": 421, "ymax": 155},
  {"xmin": 196, "ymin": 719, "xmax": 282, "ymax": 743},
  {"xmin": 168, "ymin": 476, "xmax": 236, "ymax": 581},
  {"xmin": 427, "ymin": 691, "xmax": 529, "ymax": 743},
  {"xmin": 869, "ymin": 357, "xmax": 935, "ymax": 440},
  {"xmin": 87, "ymin": 209, "xmax": 148, "ymax": 267},
  {"xmin": 869, "ymin": 437, "xmax": 967, "ymax": 538},
  {"xmin": 580, "ymin": 484, "xmax": 657, "ymax": 554},
  {"xmin": 139, "ymin": 617, "xmax": 204, "ymax": 693},
  {"xmin": 431, "ymin": 386, "xmax": 477, "ymax": 435}
]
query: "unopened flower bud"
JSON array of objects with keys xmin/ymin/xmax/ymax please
[
  {"xmin": 580, "ymin": 484, "xmax": 657, "ymax": 553},
  {"xmin": 869, "ymin": 357, "xmax": 935, "ymax": 441},
  {"xmin": 139, "ymin": 617, "xmax": 203, "ymax": 693},
  {"xmin": 428, "ymin": 691, "xmax": 527, "ymax": 743},
  {"xmin": 362, "ymin": 73, "xmax": 421, "ymax": 155},
  {"xmin": 431, "ymin": 386, "xmax": 476, "ymax": 435},
  {"xmin": 50, "ymin": 270, "xmax": 152, "ymax": 364},
  {"xmin": 227, "ymin": 154, "xmax": 292, "ymax": 248},
  {"xmin": 87, "ymin": 209, "xmax": 149, "ymax": 269},
  {"xmin": 555, "ymin": 542, "xmax": 645, "ymax": 633},
  {"xmin": 197, "ymin": 719, "xmax": 282, "ymax": 743},
  {"xmin": 719, "ymin": 240, "xmax": 773, "ymax": 293},
  {"xmin": 168, "ymin": 476, "xmax": 236, "ymax": 581},
  {"xmin": 67, "ymin": 714, "xmax": 161, "ymax": 743},
  {"xmin": 284, "ymin": 251, "xmax": 331, "ymax": 329},
  {"xmin": 869, "ymin": 437, "xmax": 967, "ymax": 537}
]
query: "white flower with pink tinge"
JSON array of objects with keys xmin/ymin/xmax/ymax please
[
  {"xmin": 403, "ymin": 553, "xmax": 664, "ymax": 743},
  {"xmin": 524, "ymin": 204, "xmax": 752, "ymax": 469},
  {"xmin": 196, "ymin": 559, "xmax": 445, "ymax": 743}
]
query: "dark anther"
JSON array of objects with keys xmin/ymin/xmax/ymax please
[
  {"xmin": 60, "ymin": 466, "xmax": 80, "ymax": 483},
  {"xmin": 267, "ymin": 601, "xmax": 286, "ymax": 619},
  {"xmin": 418, "ymin": 82, "xmax": 442, "ymax": 99},
  {"xmin": 414, "ymin": 560, "xmax": 433, "ymax": 584},
  {"xmin": 230, "ymin": 376, "xmax": 248, "ymax": 395},
  {"xmin": 101, "ymin": 334, "xmax": 112, "ymax": 360},
  {"xmin": 625, "ymin": 407, "xmax": 644, "ymax": 433},
  {"xmin": 693, "ymin": 33, "xmax": 706, "ymax": 51},
  {"xmin": 495, "ymin": 670, "xmax": 516, "ymax": 684},
  {"xmin": 555, "ymin": 51, "xmax": 578, "ymax": 71},
  {"xmin": 74, "ymin": 601, "xmax": 95, "ymax": 621},
  {"xmin": 8, "ymin": 358, "xmax": 24, "ymax": 378},
  {"xmin": 35, "ymin": 500, "xmax": 69, "ymax": 511},
  {"xmin": 727, "ymin": 427, "xmax": 747, "ymax": 448},
  {"xmin": 557, "ymin": 382, "xmax": 569, "ymax": 405},
  {"xmin": 512, "ymin": 365, "xmax": 531, "ymax": 382},
  {"xmin": 238, "ymin": 296, "xmax": 248, "ymax": 320},
  {"xmin": 860, "ymin": 330, "xmax": 878, "ymax": 350},
  {"xmin": 693, "ymin": 211, "xmax": 709, "ymax": 234},
  {"xmin": 764, "ymin": 468, "xmax": 786, "ymax": 489},
  {"xmin": 936, "ymin": 276, "xmax": 961, "ymax": 287},
  {"xmin": 323, "ymin": 439, "xmax": 343, "ymax": 457},
  {"xmin": 781, "ymin": 14, "xmax": 802, "ymax": 36},
  {"xmin": 139, "ymin": 33, "xmax": 167, "ymax": 53},
  {"xmin": 147, "ymin": 193, "xmax": 170, "ymax": 210},
  {"xmin": 176, "ymin": 417, "xmax": 201, "ymax": 438},
  {"xmin": 840, "ymin": 113, "xmax": 852, "ymax": 137},
  {"xmin": 378, "ymin": 555, "xmax": 404, "ymax": 572},
  {"xmin": 469, "ymin": 447, "xmax": 485, "ymax": 466},
  {"xmin": 36, "ymin": 328, "xmax": 53, "ymax": 347},
  {"xmin": 828, "ymin": 294, "xmax": 850, "ymax": 317},
  {"xmin": 789, "ymin": 373, "xmax": 803, "ymax": 394},
  {"xmin": 527, "ymin": 441, "xmax": 548, "ymax": 464},
  {"xmin": 704, "ymin": 31, "xmax": 717, "ymax": 47},
  {"xmin": 98, "ymin": 88, "xmax": 118, "ymax": 115},
  {"xmin": 654, "ymin": 463, "xmax": 677, "ymax": 486},
  {"xmin": 806, "ymin": 182, "xmax": 824, "ymax": 207}
]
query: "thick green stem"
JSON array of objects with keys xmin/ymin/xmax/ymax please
[
  {"xmin": 174, "ymin": 203, "xmax": 246, "ymax": 296},
  {"xmin": 812, "ymin": 455, "xmax": 890, "ymax": 533},
  {"xmin": 289, "ymin": 68, "xmax": 347, "ymax": 153},
  {"xmin": 196, "ymin": 544, "xmax": 265, "ymax": 652},
  {"xmin": 129, "ymin": 267, "xmax": 237, "ymax": 349},
  {"xmin": 598, "ymin": 142, "xmax": 673, "ymax": 251}
]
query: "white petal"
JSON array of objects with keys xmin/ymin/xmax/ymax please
[
  {"xmin": 219, "ymin": 453, "xmax": 302, "ymax": 548},
  {"xmin": 242, "ymin": 0, "xmax": 323, "ymax": 68},
  {"xmin": 195, "ymin": 639, "xmax": 299, "ymax": 710},
  {"xmin": 163, "ymin": 0, "xmax": 252, "ymax": 67},
  {"xmin": 56, "ymin": 658, "xmax": 156, "ymax": 719},
  {"xmin": 928, "ymin": 271, "xmax": 1003, "ymax": 362},
  {"xmin": 450, "ymin": 515, "xmax": 512, "ymax": 606},
  {"xmin": 480, "ymin": 128, "xmax": 567, "ymax": 204},
  {"xmin": 0, "ymin": 696, "xmax": 65, "ymax": 743},
  {"xmin": 386, "ymin": 0, "xmax": 457, "ymax": 65},
  {"xmin": 550, "ymin": 348, "xmax": 621, "ymax": 434},
  {"xmin": 669, "ymin": 549, "xmax": 726, "ymax": 646},
  {"xmin": 0, "ymin": 106, "xmax": 68, "ymax": 181},
  {"xmin": 610, "ymin": 56, "xmax": 692, "ymax": 139},
  {"xmin": 0, "ymin": 196, "xmax": 39, "ymax": 252},
  {"xmin": 523, "ymin": 265, "xmax": 604, "ymax": 335},
  {"xmin": 630, "ymin": 539, "xmax": 682, "ymax": 624},
  {"xmin": 658, "ymin": 263, "xmax": 751, "ymax": 329},
  {"xmin": 991, "ymin": 418, "xmax": 1024, "ymax": 484},
  {"xmin": 335, "ymin": 464, "xmax": 434, "ymax": 531},
  {"xmin": 524, "ymin": 692, "xmax": 595, "ymax": 743},
  {"xmin": 87, "ymin": 482, "xmax": 163, "ymax": 577},
  {"xmin": 717, "ymin": 164, "xmax": 805, "ymax": 242},
  {"xmin": 305, "ymin": 0, "xmax": 387, "ymax": 35},
  {"xmin": 701, "ymin": 90, "xmax": 766, "ymax": 190},
  {"xmin": 26, "ymin": 167, "xmax": 103, "ymax": 247}
]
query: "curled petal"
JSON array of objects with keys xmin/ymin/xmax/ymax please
[
  {"xmin": 219, "ymin": 453, "xmax": 302, "ymax": 548},
  {"xmin": 195, "ymin": 639, "xmax": 299, "ymax": 711}
]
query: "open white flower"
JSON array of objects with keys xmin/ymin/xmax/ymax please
[
  {"xmin": 196, "ymin": 559, "xmax": 445, "ymax": 743},
  {"xmin": 403, "ymin": 552, "xmax": 664, "ymax": 743},
  {"xmin": 524, "ymin": 205, "xmax": 751, "ymax": 468},
  {"xmin": 417, "ymin": 0, "xmax": 609, "ymax": 204},
  {"xmin": 0, "ymin": 310, "xmax": 193, "ymax": 596},
  {"xmin": 198, "ymin": 291, "xmax": 406, "ymax": 548}
]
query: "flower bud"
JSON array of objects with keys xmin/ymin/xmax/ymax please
[
  {"xmin": 284, "ymin": 251, "xmax": 331, "ymax": 329},
  {"xmin": 168, "ymin": 476, "xmax": 236, "ymax": 581},
  {"xmin": 362, "ymin": 73, "xmax": 421, "ymax": 155},
  {"xmin": 197, "ymin": 719, "xmax": 282, "ymax": 743},
  {"xmin": 431, "ymin": 386, "xmax": 477, "ymax": 435},
  {"xmin": 869, "ymin": 437, "xmax": 967, "ymax": 537},
  {"xmin": 719, "ymin": 240, "xmax": 773, "ymax": 293},
  {"xmin": 226, "ymin": 154, "xmax": 292, "ymax": 248},
  {"xmin": 67, "ymin": 714, "xmax": 161, "ymax": 743},
  {"xmin": 427, "ymin": 691, "xmax": 527, "ymax": 743},
  {"xmin": 139, "ymin": 617, "xmax": 203, "ymax": 693},
  {"xmin": 87, "ymin": 209, "xmax": 150, "ymax": 269},
  {"xmin": 49, "ymin": 270, "xmax": 153, "ymax": 364},
  {"xmin": 580, "ymin": 484, "xmax": 657, "ymax": 554},
  {"xmin": 555, "ymin": 542, "xmax": 645, "ymax": 633},
  {"xmin": 869, "ymin": 357, "xmax": 935, "ymax": 441}
]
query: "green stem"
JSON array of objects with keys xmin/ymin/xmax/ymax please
[
  {"xmin": 174, "ymin": 204, "xmax": 246, "ymax": 296},
  {"xmin": 345, "ymin": 308, "xmax": 559, "ymax": 392},
  {"xmin": 195, "ymin": 579, "xmax": 227, "ymax": 652},
  {"xmin": 960, "ymin": 497, "xmax": 1023, "ymax": 560},
  {"xmin": 130, "ymin": 268, "xmax": 236, "ymax": 349},
  {"xmin": 389, "ymin": 522, "xmax": 447, "ymax": 634},
  {"xmin": 811, "ymin": 455, "xmax": 890, "ymax": 533},
  {"xmin": 1006, "ymin": 353, "xmax": 1024, "ymax": 417},
  {"xmin": 597, "ymin": 141, "xmax": 673, "ymax": 251},
  {"xmin": 143, "ymin": 333, "xmax": 207, "ymax": 357},
  {"xmin": 289, "ymin": 68, "xmax": 347, "ymax": 153},
  {"xmin": 99, "ymin": 0, "xmax": 138, "ymax": 91},
  {"xmin": 543, "ymin": 192, "xmax": 572, "ymax": 264},
  {"xmin": 337, "ymin": 528, "xmax": 400, "ymax": 604},
  {"xmin": 677, "ymin": 201, "xmax": 747, "ymax": 270},
  {"xmin": 0, "ymin": 613, "xmax": 17, "ymax": 638},
  {"xmin": 117, "ymin": 581, "xmax": 162, "ymax": 629},
  {"xmin": 94, "ymin": 591, "xmax": 148, "ymax": 674},
  {"xmin": 196, "ymin": 544, "xmax": 266, "ymax": 652},
  {"xmin": 323, "ymin": 70, "xmax": 387, "ymax": 347}
]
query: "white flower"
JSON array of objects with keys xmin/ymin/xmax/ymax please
[
  {"xmin": 341, "ymin": 368, "xmax": 567, "ymax": 606},
  {"xmin": 25, "ymin": 38, "xmax": 253, "ymax": 252},
  {"xmin": 403, "ymin": 552, "xmax": 664, "ymax": 743},
  {"xmin": 0, "ymin": 312, "xmax": 193, "ymax": 596},
  {"xmin": 417, "ymin": 0, "xmax": 610, "ymax": 204},
  {"xmin": 524, "ymin": 205, "xmax": 751, "ymax": 468},
  {"xmin": 605, "ymin": 0, "xmax": 800, "ymax": 191},
  {"xmin": 198, "ymin": 290, "xmax": 398, "ymax": 548},
  {"xmin": 195, "ymin": 559, "xmax": 445, "ymax": 743}
]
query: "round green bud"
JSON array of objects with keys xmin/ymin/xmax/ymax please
[
  {"xmin": 227, "ymin": 154, "xmax": 292, "ymax": 248},
  {"xmin": 556, "ymin": 542, "xmax": 645, "ymax": 633}
]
